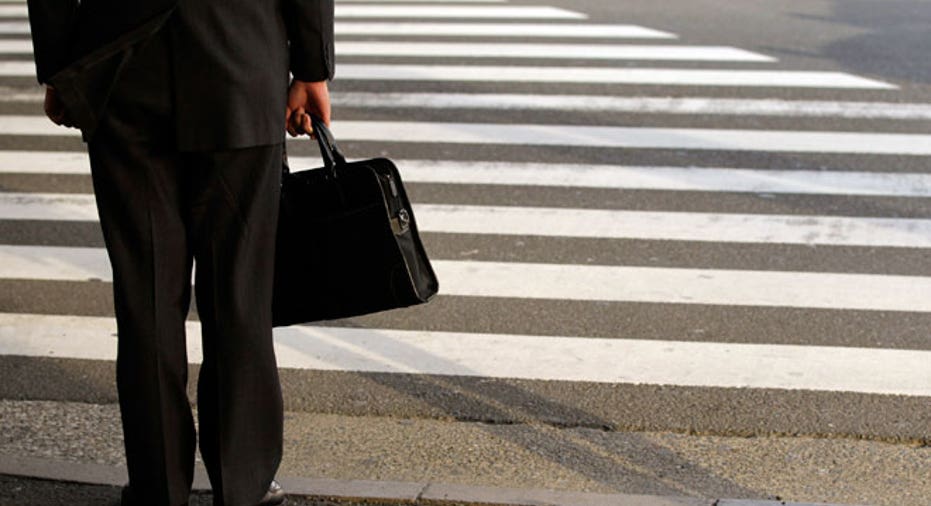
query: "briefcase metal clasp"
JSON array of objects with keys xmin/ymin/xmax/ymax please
[{"xmin": 391, "ymin": 209, "xmax": 410, "ymax": 235}]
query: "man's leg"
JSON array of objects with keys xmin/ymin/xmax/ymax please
[
  {"xmin": 186, "ymin": 143, "xmax": 284, "ymax": 506},
  {"xmin": 88, "ymin": 135, "xmax": 197, "ymax": 506}
]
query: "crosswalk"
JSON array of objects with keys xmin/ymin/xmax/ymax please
[
  {"xmin": 4, "ymin": 243, "xmax": 931, "ymax": 313},
  {"xmin": 8, "ymin": 116, "xmax": 931, "ymax": 154},
  {"xmin": 0, "ymin": 39, "xmax": 774, "ymax": 61},
  {"xmin": 0, "ymin": 5, "xmax": 587, "ymax": 19},
  {"xmin": 1, "ymin": 0, "xmax": 929, "ymax": 442},
  {"xmin": 4, "ymin": 193, "xmax": 931, "ymax": 248},
  {"xmin": 3, "ymin": 313, "xmax": 929, "ymax": 396},
  {"xmin": 0, "ymin": 61, "xmax": 899, "ymax": 88}
]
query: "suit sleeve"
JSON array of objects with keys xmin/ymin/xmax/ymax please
[
  {"xmin": 26, "ymin": 0, "xmax": 80, "ymax": 84},
  {"xmin": 282, "ymin": 0, "xmax": 335, "ymax": 82}
]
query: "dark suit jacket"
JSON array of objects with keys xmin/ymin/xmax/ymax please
[{"xmin": 27, "ymin": 0, "xmax": 334, "ymax": 150}]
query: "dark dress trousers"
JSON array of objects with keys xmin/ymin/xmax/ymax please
[{"xmin": 26, "ymin": 1, "xmax": 335, "ymax": 505}]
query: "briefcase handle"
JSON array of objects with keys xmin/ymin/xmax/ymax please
[{"xmin": 309, "ymin": 115, "xmax": 348, "ymax": 177}]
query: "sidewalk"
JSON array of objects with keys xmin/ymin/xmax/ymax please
[
  {"xmin": 0, "ymin": 461, "xmax": 850, "ymax": 506},
  {"xmin": 3, "ymin": 399, "xmax": 923, "ymax": 505}
]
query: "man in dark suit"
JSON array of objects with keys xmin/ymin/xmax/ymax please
[{"xmin": 26, "ymin": 1, "xmax": 334, "ymax": 505}]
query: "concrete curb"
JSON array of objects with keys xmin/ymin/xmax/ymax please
[
  {"xmin": 718, "ymin": 502, "xmax": 853, "ymax": 506},
  {"xmin": 0, "ymin": 454, "xmax": 862, "ymax": 506}
]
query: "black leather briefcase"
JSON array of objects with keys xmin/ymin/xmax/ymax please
[{"xmin": 272, "ymin": 116, "xmax": 439, "ymax": 326}]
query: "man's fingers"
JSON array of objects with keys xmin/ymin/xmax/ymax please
[
  {"xmin": 301, "ymin": 113, "xmax": 320, "ymax": 140},
  {"xmin": 285, "ymin": 106, "xmax": 295, "ymax": 136},
  {"xmin": 288, "ymin": 108, "xmax": 315, "ymax": 137},
  {"xmin": 44, "ymin": 100, "xmax": 75, "ymax": 127},
  {"xmin": 45, "ymin": 87, "xmax": 64, "ymax": 125},
  {"xmin": 46, "ymin": 110, "xmax": 64, "ymax": 126},
  {"xmin": 286, "ymin": 108, "xmax": 300, "ymax": 137},
  {"xmin": 285, "ymin": 102, "xmax": 328, "ymax": 138},
  {"xmin": 294, "ymin": 107, "xmax": 308, "ymax": 134}
]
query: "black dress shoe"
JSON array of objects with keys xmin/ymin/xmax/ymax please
[{"xmin": 258, "ymin": 480, "xmax": 286, "ymax": 505}]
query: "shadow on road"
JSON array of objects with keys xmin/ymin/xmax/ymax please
[{"xmin": 794, "ymin": 0, "xmax": 931, "ymax": 85}]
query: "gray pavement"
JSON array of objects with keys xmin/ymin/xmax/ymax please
[
  {"xmin": 0, "ymin": 475, "xmax": 398, "ymax": 506},
  {"xmin": 3, "ymin": 400, "xmax": 924, "ymax": 505}
]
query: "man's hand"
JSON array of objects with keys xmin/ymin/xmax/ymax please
[
  {"xmin": 44, "ymin": 85, "xmax": 75, "ymax": 128},
  {"xmin": 286, "ymin": 79, "xmax": 330, "ymax": 138}
]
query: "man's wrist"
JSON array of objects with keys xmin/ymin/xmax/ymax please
[{"xmin": 291, "ymin": 78, "xmax": 327, "ymax": 87}]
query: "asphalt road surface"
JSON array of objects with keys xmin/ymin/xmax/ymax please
[{"xmin": 0, "ymin": 0, "xmax": 929, "ymax": 504}]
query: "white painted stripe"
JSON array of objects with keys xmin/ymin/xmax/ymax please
[
  {"xmin": 339, "ymin": 0, "xmax": 507, "ymax": 3},
  {"xmin": 6, "ymin": 117, "xmax": 931, "ymax": 155},
  {"xmin": 5, "ymin": 83, "xmax": 926, "ymax": 121},
  {"xmin": 344, "ymin": 160, "xmax": 931, "ymax": 198},
  {"xmin": 0, "ymin": 5, "xmax": 588, "ymax": 19},
  {"xmin": 1, "ymin": 313, "xmax": 929, "ymax": 396},
  {"xmin": 0, "ymin": 5, "xmax": 25, "ymax": 16},
  {"xmin": 3, "ymin": 246, "xmax": 931, "ymax": 312},
  {"xmin": 0, "ymin": 193, "xmax": 100, "ymax": 221},
  {"xmin": 3, "ymin": 152, "xmax": 930, "ymax": 198},
  {"xmin": 8, "ymin": 86, "xmax": 930, "ymax": 120},
  {"xmin": 0, "ymin": 60, "xmax": 33, "ymax": 76},
  {"xmin": 332, "ymin": 122, "xmax": 931, "ymax": 155},
  {"xmin": 0, "ymin": 21, "xmax": 27, "ymax": 34},
  {"xmin": 335, "ymin": 22, "xmax": 675, "ymax": 38},
  {"xmin": 0, "ymin": 40, "xmax": 774, "ymax": 62},
  {"xmin": 335, "ymin": 5, "xmax": 585, "ymax": 19},
  {"xmin": 0, "ymin": 245, "xmax": 112, "ymax": 282},
  {"xmin": 4, "ymin": 193, "xmax": 931, "ymax": 248},
  {"xmin": 0, "ymin": 21, "xmax": 674, "ymax": 39},
  {"xmin": 0, "ymin": 60, "xmax": 896, "ymax": 89},
  {"xmin": 438, "ymin": 260, "xmax": 931, "ymax": 312},
  {"xmin": 335, "ymin": 41, "xmax": 771, "ymax": 62},
  {"xmin": 0, "ymin": 39, "xmax": 28, "ymax": 53},
  {"xmin": 337, "ymin": 64, "xmax": 897, "ymax": 89},
  {"xmin": 0, "ymin": 151, "xmax": 89, "ymax": 173},
  {"xmin": 333, "ymin": 92, "xmax": 931, "ymax": 120},
  {"xmin": 414, "ymin": 205, "xmax": 931, "ymax": 248},
  {"xmin": 0, "ymin": 115, "xmax": 80, "ymax": 135},
  {"xmin": 13, "ymin": 88, "xmax": 930, "ymax": 120}
]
